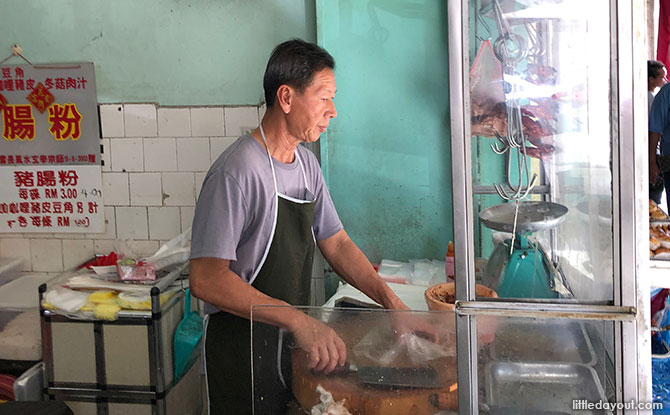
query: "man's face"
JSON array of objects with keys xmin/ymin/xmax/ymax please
[
  {"xmin": 286, "ymin": 68, "xmax": 337, "ymax": 143},
  {"xmin": 652, "ymin": 68, "xmax": 668, "ymax": 91}
]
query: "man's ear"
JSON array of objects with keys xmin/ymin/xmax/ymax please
[{"xmin": 276, "ymin": 85, "xmax": 293, "ymax": 114}]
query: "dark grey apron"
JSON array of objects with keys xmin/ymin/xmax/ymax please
[{"xmin": 204, "ymin": 125, "xmax": 315, "ymax": 415}]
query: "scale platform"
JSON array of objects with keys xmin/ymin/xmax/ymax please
[
  {"xmin": 479, "ymin": 201, "xmax": 568, "ymax": 233},
  {"xmin": 479, "ymin": 201, "xmax": 568, "ymax": 299}
]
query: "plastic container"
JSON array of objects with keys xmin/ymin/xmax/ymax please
[
  {"xmin": 13, "ymin": 362, "xmax": 43, "ymax": 401},
  {"xmin": 445, "ymin": 242, "xmax": 455, "ymax": 280}
]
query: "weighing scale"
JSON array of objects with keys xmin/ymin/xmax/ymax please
[{"xmin": 479, "ymin": 201, "xmax": 568, "ymax": 299}]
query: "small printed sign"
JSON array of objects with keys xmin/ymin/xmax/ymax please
[{"xmin": 0, "ymin": 165, "xmax": 104, "ymax": 233}]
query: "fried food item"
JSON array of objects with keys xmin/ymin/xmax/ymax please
[
  {"xmin": 651, "ymin": 236, "xmax": 661, "ymax": 250},
  {"xmin": 650, "ymin": 199, "xmax": 669, "ymax": 220}
]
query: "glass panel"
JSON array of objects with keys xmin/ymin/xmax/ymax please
[
  {"xmin": 251, "ymin": 305, "xmax": 458, "ymax": 415},
  {"xmin": 476, "ymin": 315, "xmax": 616, "ymax": 414},
  {"xmin": 469, "ymin": 0, "xmax": 613, "ymax": 302}
]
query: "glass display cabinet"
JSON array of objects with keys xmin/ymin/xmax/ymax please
[
  {"xmin": 449, "ymin": 0, "xmax": 650, "ymax": 413},
  {"xmin": 252, "ymin": 307, "xmax": 620, "ymax": 414}
]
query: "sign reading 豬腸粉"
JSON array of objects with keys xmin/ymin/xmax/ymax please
[{"xmin": 0, "ymin": 62, "xmax": 103, "ymax": 233}]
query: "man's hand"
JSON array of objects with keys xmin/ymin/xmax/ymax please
[
  {"xmin": 392, "ymin": 312, "xmax": 439, "ymax": 343},
  {"xmin": 291, "ymin": 313, "xmax": 347, "ymax": 374}
]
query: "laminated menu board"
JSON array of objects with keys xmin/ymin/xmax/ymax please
[{"xmin": 0, "ymin": 62, "xmax": 103, "ymax": 233}]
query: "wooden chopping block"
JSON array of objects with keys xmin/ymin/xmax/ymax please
[
  {"xmin": 292, "ymin": 349, "xmax": 457, "ymax": 414},
  {"xmin": 290, "ymin": 311, "xmax": 459, "ymax": 414}
]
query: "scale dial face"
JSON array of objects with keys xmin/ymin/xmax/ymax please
[{"xmin": 478, "ymin": 201, "xmax": 569, "ymax": 233}]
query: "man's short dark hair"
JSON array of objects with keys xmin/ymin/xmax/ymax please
[
  {"xmin": 649, "ymin": 60, "xmax": 666, "ymax": 80},
  {"xmin": 263, "ymin": 39, "xmax": 335, "ymax": 107}
]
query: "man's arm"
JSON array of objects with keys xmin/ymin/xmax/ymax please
[
  {"xmin": 317, "ymin": 229, "xmax": 439, "ymax": 341},
  {"xmin": 317, "ymin": 229, "xmax": 407, "ymax": 310},
  {"xmin": 189, "ymin": 257, "xmax": 346, "ymax": 372},
  {"xmin": 651, "ymin": 131, "xmax": 662, "ymax": 184}
]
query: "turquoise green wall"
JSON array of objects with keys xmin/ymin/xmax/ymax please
[
  {"xmin": 1, "ymin": 0, "xmax": 316, "ymax": 105},
  {"xmin": 317, "ymin": 1, "xmax": 453, "ymax": 262}
]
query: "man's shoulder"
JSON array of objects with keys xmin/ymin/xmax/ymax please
[
  {"xmin": 658, "ymin": 83, "xmax": 670, "ymax": 100},
  {"xmin": 210, "ymin": 135, "xmax": 268, "ymax": 179},
  {"xmin": 296, "ymin": 145, "xmax": 321, "ymax": 172}
]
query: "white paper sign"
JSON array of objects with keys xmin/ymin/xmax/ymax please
[{"xmin": 0, "ymin": 165, "xmax": 104, "ymax": 233}]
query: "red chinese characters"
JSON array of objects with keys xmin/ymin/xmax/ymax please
[
  {"xmin": 57, "ymin": 170, "xmax": 78, "ymax": 186},
  {"xmin": 26, "ymin": 82, "xmax": 55, "ymax": 113},
  {"xmin": 48, "ymin": 103, "xmax": 82, "ymax": 141},
  {"xmin": 37, "ymin": 170, "xmax": 56, "ymax": 186},
  {"xmin": 2, "ymin": 104, "xmax": 36, "ymax": 141},
  {"xmin": 14, "ymin": 171, "xmax": 34, "ymax": 187}
]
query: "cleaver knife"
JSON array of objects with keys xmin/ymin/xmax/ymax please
[{"xmin": 329, "ymin": 363, "xmax": 443, "ymax": 389}]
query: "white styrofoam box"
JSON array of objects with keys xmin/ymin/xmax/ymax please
[
  {"xmin": 224, "ymin": 107, "xmax": 258, "ymax": 137},
  {"xmin": 177, "ymin": 137, "xmax": 210, "ymax": 172},
  {"xmin": 94, "ymin": 239, "xmax": 116, "ymax": 255},
  {"xmin": 191, "ymin": 107, "xmax": 225, "ymax": 137},
  {"xmin": 195, "ymin": 172, "xmax": 207, "ymax": 200},
  {"xmin": 99, "ymin": 104, "xmax": 125, "ymax": 138},
  {"xmin": 0, "ymin": 274, "xmax": 51, "ymax": 309},
  {"xmin": 129, "ymin": 173, "xmax": 162, "ymax": 206},
  {"xmin": 162, "ymin": 173, "xmax": 195, "ymax": 206},
  {"xmin": 102, "ymin": 173, "xmax": 129, "ymax": 206},
  {"xmin": 101, "ymin": 139, "xmax": 111, "ymax": 172},
  {"xmin": 110, "ymin": 138, "xmax": 144, "ymax": 172},
  {"xmin": 148, "ymin": 207, "xmax": 181, "ymax": 240},
  {"xmin": 258, "ymin": 103, "xmax": 267, "ymax": 121},
  {"xmin": 115, "ymin": 207, "xmax": 149, "ymax": 240},
  {"xmin": 124, "ymin": 104, "xmax": 157, "ymax": 137},
  {"xmin": 62, "ymin": 240, "xmax": 95, "ymax": 270},
  {"xmin": 86, "ymin": 206, "xmax": 116, "ymax": 239},
  {"xmin": 158, "ymin": 107, "xmax": 191, "ymax": 137},
  {"xmin": 180, "ymin": 207, "xmax": 195, "ymax": 233},
  {"xmin": 144, "ymin": 137, "xmax": 177, "ymax": 172},
  {"xmin": 210, "ymin": 137, "xmax": 237, "ymax": 163},
  {"xmin": 30, "ymin": 239, "xmax": 63, "ymax": 272},
  {"xmin": 126, "ymin": 240, "xmax": 159, "ymax": 257},
  {"xmin": 0, "ymin": 239, "xmax": 30, "ymax": 271}
]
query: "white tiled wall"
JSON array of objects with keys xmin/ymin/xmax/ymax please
[{"xmin": 0, "ymin": 103, "xmax": 261, "ymax": 272}]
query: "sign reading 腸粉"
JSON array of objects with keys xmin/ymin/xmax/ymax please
[{"xmin": 0, "ymin": 62, "xmax": 103, "ymax": 233}]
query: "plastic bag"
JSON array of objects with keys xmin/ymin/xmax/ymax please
[
  {"xmin": 141, "ymin": 227, "xmax": 191, "ymax": 271},
  {"xmin": 470, "ymin": 39, "xmax": 506, "ymax": 119},
  {"xmin": 353, "ymin": 329, "xmax": 453, "ymax": 367},
  {"xmin": 44, "ymin": 287, "xmax": 89, "ymax": 313},
  {"xmin": 310, "ymin": 385, "xmax": 351, "ymax": 415}
]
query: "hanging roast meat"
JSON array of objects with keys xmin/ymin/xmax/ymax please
[{"xmin": 471, "ymin": 100, "xmax": 556, "ymax": 160}]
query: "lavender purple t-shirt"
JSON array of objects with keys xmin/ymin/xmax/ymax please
[{"xmin": 190, "ymin": 135, "xmax": 343, "ymax": 285}]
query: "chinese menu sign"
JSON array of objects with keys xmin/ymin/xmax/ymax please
[{"xmin": 0, "ymin": 63, "xmax": 103, "ymax": 233}]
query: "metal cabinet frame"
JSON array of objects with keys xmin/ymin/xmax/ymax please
[
  {"xmin": 447, "ymin": 1, "xmax": 650, "ymax": 413},
  {"xmin": 38, "ymin": 263, "xmax": 201, "ymax": 415}
]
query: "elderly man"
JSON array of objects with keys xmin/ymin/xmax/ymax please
[{"xmin": 189, "ymin": 39, "xmax": 426, "ymax": 414}]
